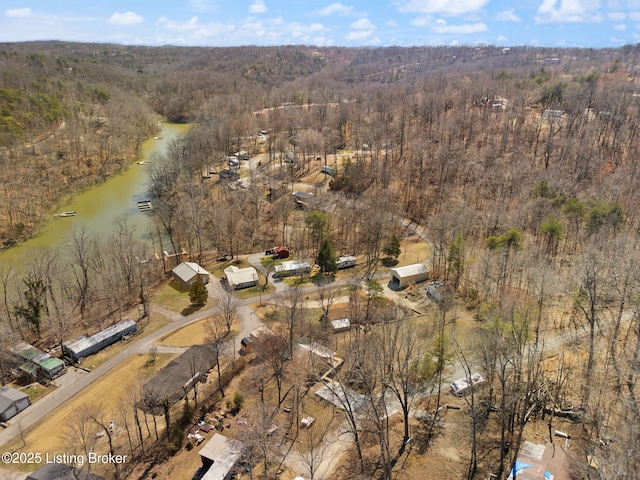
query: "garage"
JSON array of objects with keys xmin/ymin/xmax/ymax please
[
  {"xmin": 0, "ymin": 386, "xmax": 30, "ymax": 421},
  {"xmin": 389, "ymin": 264, "xmax": 429, "ymax": 289}
]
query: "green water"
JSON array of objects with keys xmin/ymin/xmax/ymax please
[{"xmin": 1, "ymin": 123, "xmax": 188, "ymax": 264}]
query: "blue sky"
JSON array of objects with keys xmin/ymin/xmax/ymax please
[{"xmin": 1, "ymin": 1, "xmax": 639, "ymax": 48}]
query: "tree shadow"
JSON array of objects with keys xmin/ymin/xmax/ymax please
[
  {"xmin": 381, "ymin": 256, "xmax": 399, "ymax": 267},
  {"xmin": 312, "ymin": 272, "xmax": 335, "ymax": 286},
  {"xmin": 181, "ymin": 303, "xmax": 205, "ymax": 316}
]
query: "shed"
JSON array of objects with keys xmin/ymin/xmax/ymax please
[
  {"xmin": 0, "ymin": 385, "xmax": 30, "ymax": 421},
  {"xmin": 331, "ymin": 318, "xmax": 351, "ymax": 333},
  {"xmin": 389, "ymin": 264, "xmax": 429, "ymax": 289},
  {"xmin": 274, "ymin": 260, "xmax": 311, "ymax": 278},
  {"xmin": 63, "ymin": 319, "xmax": 136, "ymax": 361},
  {"xmin": 172, "ymin": 262, "xmax": 210, "ymax": 289},
  {"xmin": 224, "ymin": 265, "xmax": 258, "ymax": 290},
  {"xmin": 198, "ymin": 433, "xmax": 245, "ymax": 480},
  {"xmin": 26, "ymin": 463, "xmax": 103, "ymax": 480}
]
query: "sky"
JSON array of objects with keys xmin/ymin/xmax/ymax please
[{"xmin": 1, "ymin": 1, "xmax": 640, "ymax": 48}]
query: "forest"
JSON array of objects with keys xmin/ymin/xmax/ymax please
[{"xmin": 2, "ymin": 41, "xmax": 640, "ymax": 479}]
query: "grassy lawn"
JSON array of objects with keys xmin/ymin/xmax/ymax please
[
  {"xmin": 3, "ymin": 352, "xmax": 176, "ymax": 473},
  {"xmin": 160, "ymin": 318, "xmax": 239, "ymax": 347},
  {"xmin": 19, "ymin": 383, "xmax": 53, "ymax": 403},
  {"xmin": 153, "ymin": 280, "xmax": 214, "ymax": 315},
  {"xmin": 233, "ymin": 282, "xmax": 276, "ymax": 299}
]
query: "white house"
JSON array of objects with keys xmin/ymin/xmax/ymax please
[
  {"xmin": 274, "ymin": 260, "xmax": 311, "ymax": 278},
  {"xmin": 172, "ymin": 262, "xmax": 210, "ymax": 289},
  {"xmin": 198, "ymin": 433, "xmax": 245, "ymax": 480},
  {"xmin": 224, "ymin": 265, "xmax": 258, "ymax": 290},
  {"xmin": 389, "ymin": 264, "xmax": 429, "ymax": 289}
]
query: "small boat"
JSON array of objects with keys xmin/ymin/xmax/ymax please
[
  {"xmin": 153, "ymin": 136, "xmax": 164, "ymax": 140},
  {"xmin": 54, "ymin": 211, "xmax": 76, "ymax": 217},
  {"xmin": 136, "ymin": 161, "xmax": 151, "ymax": 165}
]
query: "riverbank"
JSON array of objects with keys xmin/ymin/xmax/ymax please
[{"xmin": 0, "ymin": 122, "xmax": 188, "ymax": 265}]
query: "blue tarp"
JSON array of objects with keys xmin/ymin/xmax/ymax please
[{"xmin": 512, "ymin": 461, "xmax": 533, "ymax": 475}]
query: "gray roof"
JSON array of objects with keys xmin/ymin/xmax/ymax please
[
  {"xmin": 172, "ymin": 262, "xmax": 210, "ymax": 283},
  {"xmin": 26, "ymin": 462, "xmax": 103, "ymax": 480},
  {"xmin": 0, "ymin": 386, "xmax": 29, "ymax": 412},
  {"xmin": 64, "ymin": 319, "xmax": 136, "ymax": 356},
  {"xmin": 199, "ymin": 433, "xmax": 245, "ymax": 480}
]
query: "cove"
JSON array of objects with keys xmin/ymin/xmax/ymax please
[{"xmin": 1, "ymin": 123, "xmax": 188, "ymax": 265}]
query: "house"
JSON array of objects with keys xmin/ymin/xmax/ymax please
[
  {"xmin": 142, "ymin": 345, "xmax": 217, "ymax": 411},
  {"xmin": 336, "ymin": 255, "xmax": 356, "ymax": 269},
  {"xmin": 274, "ymin": 260, "xmax": 311, "ymax": 278},
  {"xmin": 26, "ymin": 463, "xmax": 103, "ymax": 480},
  {"xmin": 197, "ymin": 433, "xmax": 245, "ymax": 480},
  {"xmin": 507, "ymin": 441, "xmax": 579, "ymax": 480},
  {"xmin": 15, "ymin": 342, "xmax": 65, "ymax": 379},
  {"xmin": 172, "ymin": 262, "xmax": 210, "ymax": 289},
  {"xmin": 426, "ymin": 281, "xmax": 449, "ymax": 302},
  {"xmin": 331, "ymin": 318, "xmax": 351, "ymax": 333},
  {"xmin": 63, "ymin": 319, "xmax": 136, "ymax": 362},
  {"xmin": 389, "ymin": 264, "xmax": 429, "ymax": 289},
  {"xmin": 0, "ymin": 385, "xmax": 30, "ymax": 421},
  {"xmin": 223, "ymin": 265, "xmax": 258, "ymax": 290}
]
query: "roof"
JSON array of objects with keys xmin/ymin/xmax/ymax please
[
  {"xmin": 26, "ymin": 463, "xmax": 103, "ymax": 480},
  {"xmin": 224, "ymin": 265, "xmax": 258, "ymax": 287},
  {"xmin": 315, "ymin": 380, "xmax": 367, "ymax": 412},
  {"xmin": 0, "ymin": 386, "xmax": 29, "ymax": 411},
  {"xmin": 294, "ymin": 337, "xmax": 336, "ymax": 360},
  {"xmin": 507, "ymin": 441, "xmax": 576, "ymax": 480},
  {"xmin": 143, "ymin": 345, "xmax": 217, "ymax": 407},
  {"xmin": 390, "ymin": 263, "xmax": 428, "ymax": 278},
  {"xmin": 250, "ymin": 326, "xmax": 277, "ymax": 342},
  {"xmin": 64, "ymin": 319, "xmax": 136, "ymax": 356},
  {"xmin": 16, "ymin": 345, "xmax": 64, "ymax": 372},
  {"xmin": 331, "ymin": 318, "xmax": 351, "ymax": 330},
  {"xmin": 337, "ymin": 255, "xmax": 356, "ymax": 263},
  {"xmin": 199, "ymin": 433, "xmax": 245, "ymax": 480},
  {"xmin": 172, "ymin": 262, "xmax": 210, "ymax": 282},
  {"xmin": 274, "ymin": 260, "xmax": 311, "ymax": 273}
]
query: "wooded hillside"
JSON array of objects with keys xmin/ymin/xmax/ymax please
[{"xmin": 3, "ymin": 41, "xmax": 640, "ymax": 479}]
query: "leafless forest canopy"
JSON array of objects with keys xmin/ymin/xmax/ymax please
[{"xmin": 3, "ymin": 41, "xmax": 640, "ymax": 478}]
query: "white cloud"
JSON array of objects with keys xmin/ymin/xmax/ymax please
[
  {"xmin": 613, "ymin": 23, "xmax": 627, "ymax": 30},
  {"xmin": 249, "ymin": 0, "xmax": 267, "ymax": 14},
  {"xmin": 351, "ymin": 17, "xmax": 375, "ymax": 29},
  {"xmin": 608, "ymin": 11, "xmax": 626, "ymax": 20},
  {"xmin": 189, "ymin": 0, "xmax": 213, "ymax": 12},
  {"xmin": 497, "ymin": 34, "xmax": 508, "ymax": 42},
  {"xmin": 394, "ymin": 0, "xmax": 490, "ymax": 16},
  {"xmin": 347, "ymin": 17, "xmax": 375, "ymax": 40},
  {"xmin": 535, "ymin": 0, "xmax": 604, "ymax": 23},
  {"xmin": 109, "ymin": 11, "xmax": 143, "ymax": 26},
  {"xmin": 432, "ymin": 21, "xmax": 488, "ymax": 33},
  {"xmin": 317, "ymin": 3, "xmax": 354, "ymax": 16},
  {"xmin": 495, "ymin": 9, "xmax": 520, "ymax": 21},
  {"xmin": 410, "ymin": 16, "xmax": 432, "ymax": 27},
  {"xmin": 5, "ymin": 8, "xmax": 31, "ymax": 18},
  {"xmin": 630, "ymin": 11, "xmax": 640, "ymax": 20},
  {"xmin": 386, "ymin": 19, "xmax": 398, "ymax": 26},
  {"xmin": 157, "ymin": 16, "xmax": 200, "ymax": 32}
]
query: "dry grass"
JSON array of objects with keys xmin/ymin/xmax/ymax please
[
  {"xmin": 4, "ymin": 352, "xmax": 176, "ymax": 473},
  {"xmin": 153, "ymin": 280, "xmax": 213, "ymax": 314},
  {"xmin": 159, "ymin": 318, "xmax": 211, "ymax": 347},
  {"xmin": 160, "ymin": 318, "xmax": 240, "ymax": 347}
]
